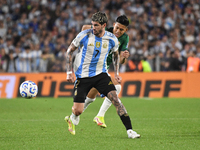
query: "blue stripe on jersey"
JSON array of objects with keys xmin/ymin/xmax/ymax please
[
  {"xmin": 75, "ymin": 35, "xmax": 89, "ymax": 78},
  {"xmin": 89, "ymin": 37, "xmax": 102, "ymax": 77},
  {"xmin": 102, "ymin": 52, "xmax": 108, "ymax": 73},
  {"xmin": 109, "ymin": 38, "xmax": 115, "ymax": 48}
]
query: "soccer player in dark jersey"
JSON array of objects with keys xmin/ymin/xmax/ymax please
[{"xmin": 82, "ymin": 15, "xmax": 131, "ymax": 130}]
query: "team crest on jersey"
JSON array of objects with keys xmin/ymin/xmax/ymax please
[
  {"xmin": 103, "ymin": 42, "xmax": 107, "ymax": 48},
  {"xmin": 118, "ymin": 41, "xmax": 120, "ymax": 45},
  {"xmin": 96, "ymin": 42, "xmax": 100, "ymax": 48}
]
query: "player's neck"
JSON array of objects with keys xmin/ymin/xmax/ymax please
[{"xmin": 96, "ymin": 30, "xmax": 105, "ymax": 38}]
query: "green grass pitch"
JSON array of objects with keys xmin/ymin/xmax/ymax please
[{"xmin": 0, "ymin": 97, "xmax": 200, "ymax": 150}]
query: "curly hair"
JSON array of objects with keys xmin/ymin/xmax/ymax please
[{"xmin": 91, "ymin": 12, "xmax": 108, "ymax": 25}]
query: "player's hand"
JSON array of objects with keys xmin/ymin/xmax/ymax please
[
  {"xmin": 122, "ymin": 50, "xmax": 130, "ymax": 59},
  {"xmin": 115, "ymin": 74, "xmax": 122, "ymax": 83},
  {"xmin": 66, "ymin": 73, "xmax": 75, "ymax": 83}
]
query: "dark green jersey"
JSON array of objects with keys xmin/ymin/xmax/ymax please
[{"xmin": 106, "ymin": 27, "xmax": 129, "ymax": 68}]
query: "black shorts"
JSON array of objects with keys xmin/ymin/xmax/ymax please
[{"xmin": 73, "ymin": 73, "xmax": 116, "ymax": 103}]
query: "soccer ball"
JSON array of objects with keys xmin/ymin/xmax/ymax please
[{"xmin": 19, "ymin": 81, "xmax": 38, "ymax": 98}]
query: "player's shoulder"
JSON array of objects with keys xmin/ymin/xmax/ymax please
[
  {"xmin": 121, "ymin": 32, "xmax": 129, "ymax": 39},
  {"xmin": 77, "ymin": 29, "xmax": 92, "ymax": 38},
  {"xmin": 105, "ymin": 31, "xmax": 118, "ymax": 41},
  {"xmin": 119, "ymin": 32, "xmax": 129, "ymax": 44},
  {"xmin": 106, "ymin": 27, "xmax": 113, "ymax": 33}
]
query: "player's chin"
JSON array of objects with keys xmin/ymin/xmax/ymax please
[
  {"xmin": 115, "ymin": 35, "xmax": 119, "ymax": 38},
  {"xmin": 93, "ymin": 32, "xmax": 98, "ymax": 36},
  {"xmin": 94, "ymin": 33, "xmax": 99, "ymax": 36},
  {"xmin": 114, "ymin": 33, "xmax": 120, "ymax": 37}
]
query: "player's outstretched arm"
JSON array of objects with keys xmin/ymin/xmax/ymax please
[
  {"xmin": 81, "ymin": 25, "xmax": 91, "ymax": 31},
  {"xmin": 112, "ymin": 51, "xmax": 122, "ymax": 83},
  {"xmin": 120, "ymin": 50, "xmax": 130, "ymax": 64},
  {"xmin": 66, "ymin": 43, "xmax": 77, "ymax": 83}
]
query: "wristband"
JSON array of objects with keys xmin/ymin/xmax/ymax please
[{"xmin": 67, "ymin": 71, "xmax": 72, "ymax": 74}]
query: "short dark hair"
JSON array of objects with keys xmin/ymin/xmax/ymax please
[
  {"xmin": 91, "ymin": 12, "xmax": 108, "ymax": 25},
  {"xmin": 116, "ymin": 15, "xmax": 129, "ymax": 27},
  {"xmin": 24, "ymin": 45, "xmax": 30, "ymax": 50},
  {"xmin": 9, "ymin": 49, "xmax": 14, "ymax": 54}
]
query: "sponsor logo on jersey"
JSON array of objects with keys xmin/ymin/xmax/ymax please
[
  {"xmin": 96, "ymin": 42, "xmax": 100, "ymax": 48},
  {"xmin": 88, "ymin": 43, "xmax": 94, "ymax": 46}
]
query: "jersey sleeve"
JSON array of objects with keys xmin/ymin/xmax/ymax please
[
  {"xmin": 72, "ymin": 37, "xmax": 80, "ymax": 47},
  {"xmin": 112, "ymin": 38, "xmax": 119, "ymax": 52},
  {"xmin": 72, "ymin": 34, "xmax": 81, "ymax": 47},
  {"xmin": 72, "ymin": 29, "xmax": 91, "ymax": 47},
  {"xmin": 119, "ymin": 35, "xmax": 129, "ymax": 52}
]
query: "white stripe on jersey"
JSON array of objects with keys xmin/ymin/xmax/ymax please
[
  {"xmin": 72, "ymin": 29, "xmax": 119, "ymax": 78},
  {"xmin": 20, "ymin": 51, "xmax": 32, "ymax": 72}
]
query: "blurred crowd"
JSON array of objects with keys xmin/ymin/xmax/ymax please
[{"xmin": 0, "ymin": 0, "xmax": 200, "ymax": 73}]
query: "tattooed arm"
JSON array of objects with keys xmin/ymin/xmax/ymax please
[
  {"xmin": 66, "ymin": 43, "xmax": 77, "ymax": 83},
  {"xmin": 112, "ymin": 51, "xmax": 122, "ymax": 83}
]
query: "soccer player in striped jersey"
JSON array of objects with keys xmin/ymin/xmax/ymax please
[
  {"xmin": 82, "ymin": 15, "xmax": 131, "ymax": 128},
  {"xmin": 65, "ymin": 12, "xmax": 140, "ymax": 139}
]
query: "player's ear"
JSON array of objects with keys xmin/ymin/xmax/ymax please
[
  {"xmin": 113, "ymin": 22, "xmax": 115, "ymax": 26},
  {"xmin": 102, "ymin": 23, "xmax": 106, "ymax": 28}
]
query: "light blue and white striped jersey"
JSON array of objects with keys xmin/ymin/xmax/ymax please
[
  {"xmin": 72, "ymin": 29, "xmax": 119, "ymax": 78},
  {"xmin": 19, "ymin": 51, "xmax": 32, "ymax": 72}
]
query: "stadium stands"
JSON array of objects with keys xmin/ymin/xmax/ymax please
[{"xmin": 0, "ymin": 0, "xmax": 199, "ymax": 72}]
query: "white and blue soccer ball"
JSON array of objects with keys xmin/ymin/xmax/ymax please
[{"xmin": 19, "ymin": 81, "xmax": 38, "ymax": 98}]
